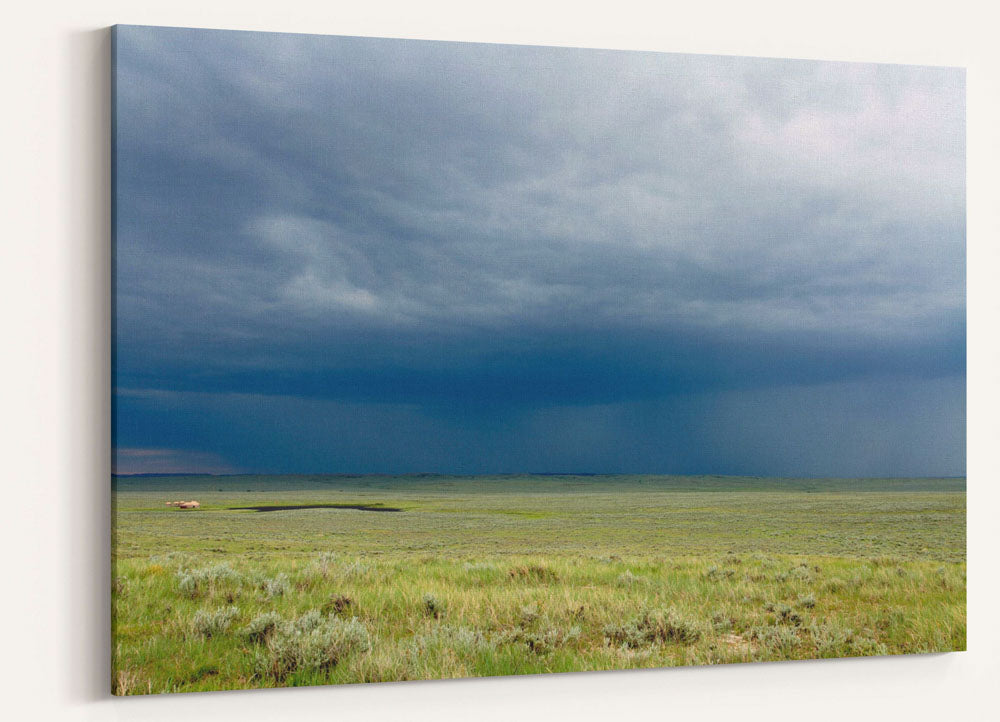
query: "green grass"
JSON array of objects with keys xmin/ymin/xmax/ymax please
[{"xmin": 111, "ymin": 475, "xmax": 966, "ymax": 694}]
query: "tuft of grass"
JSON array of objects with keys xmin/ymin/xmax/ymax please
[
  {"xmin": 321, "ymin": 594, "xmax": 353, "ymax": 616},
  {"xmin": 616, "ymin": 570, "xmax": 648, "ymax": 588},
  {"xmin": 342, "ymin": 560, "xmax": 372, "ymax": 578},
  {"xmin": 254, "ymin": 614, "xmax": 371, "ymax": 682},
  {"xmin": 796, "ymin": 594, "xmax": 817, "ymax": 609},
  {"xmin": 806, "ymin": 622, "xmax": 888, "ymax": 658},
  {"xmin": 409, "ymin": 625, "xmax": 493, "ymax": 657},
  {"xmin": 176, "ymin": 562, "xmax": 243, "ymax": 598},
  {"xmin": 705, "ymin": 566, "xmax": 736, "ymax": 579},
  {"xmin": 765, "ymin": 602, "xmax": 803, "ymax": 626},
  {"xmin": 261, "ymin": 574, "xmax": 289, "ymax": 599},
  {"xmin": 508, "ymin": 564, "xmax": 558, "ymax": 583},
  {"xmin": 244, "ymin": 611, "xmax": 282, "ymax": 643},
  {"xmin": 192, "ymin": 606, "xmax": 239, "ymax": 638},
  {"xmin": 519, "ymin": 602, "xmax": 539, "ymax": 625},
  {"xmin": 749, "ymin": 624, "xmax": 800, "ymax": 654},
  {"xmin": 604, "ymin": 608, "xmax": 702, "ymax": 648},
  {"xmin": 422, "ymin": 593, "xmax": 445, "ymax": 619},
  {"xmin": 501, "ymin": 624, "xmax": 581, "ymax": 654},
  {"xmin": 711, "ymin": 612, "xmax": 734, "ymax": 633},
  {"xmin": 113, "ymin": 668, "xmax": 139, "ymax": 696},
  {"xmin": 462, "ymin": 562, "xmax": 501, "ymax": 585}
]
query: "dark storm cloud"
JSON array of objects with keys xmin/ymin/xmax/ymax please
[
  {"xmin": 112, "ymin": 26, "xmax": 965, "ymax": 474},
  {"xmin": 113, "ymin": 376, "xmax": 964, "ymax": 477}
]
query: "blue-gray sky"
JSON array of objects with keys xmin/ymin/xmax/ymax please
[{"xmin": 112, "ymin": 25, "xmax": 965, "ymax": 476}]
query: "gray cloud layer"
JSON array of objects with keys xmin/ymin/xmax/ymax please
[{"xmin": 112, "ymin": 26, "xmax": 965, "ymax": 474}]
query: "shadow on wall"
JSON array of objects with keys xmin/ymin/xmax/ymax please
[{"xmin": 65, "ymin": 26, "xmax": 112, "ymax": 702}]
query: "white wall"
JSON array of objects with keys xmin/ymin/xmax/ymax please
[{"xmin": 2, "ymin": 2, "xmax": 997, "ymax": 720}]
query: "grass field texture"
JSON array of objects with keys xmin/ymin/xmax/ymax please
[{"xmin": 111, "ymin": 475, "xmax": 966, "ymax": 694}]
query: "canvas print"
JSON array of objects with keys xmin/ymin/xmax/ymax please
[{"xmin": 111, "ymin": 25, "xmax": 966, "ymax": 694}]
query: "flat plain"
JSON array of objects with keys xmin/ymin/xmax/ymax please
[{"xmin": 111, "ymin": 475, "xmax": 966, "ymax": 694}]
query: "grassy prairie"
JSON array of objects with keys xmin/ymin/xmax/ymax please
[{"xmin": 111, "ymin": 475, "xmax": 966, "ymax": 694}]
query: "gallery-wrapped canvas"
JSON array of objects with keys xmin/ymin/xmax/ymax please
[{"xmin": 111, "ymin": 24, "xmax": 966, "ymax": 694}]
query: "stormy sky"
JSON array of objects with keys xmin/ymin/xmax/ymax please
[{"xmin": 112, "ymin": 25, "xmax": 965, "ymax": 476}]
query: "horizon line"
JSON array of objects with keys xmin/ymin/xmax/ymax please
[{"xmin": 111, "ymin": 471, "xmax": 968, "ymax": 480}]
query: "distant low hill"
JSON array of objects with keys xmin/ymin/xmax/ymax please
[{"xmin": 112, "ymin": 473, "xmax": 966, "ymax": 494}]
